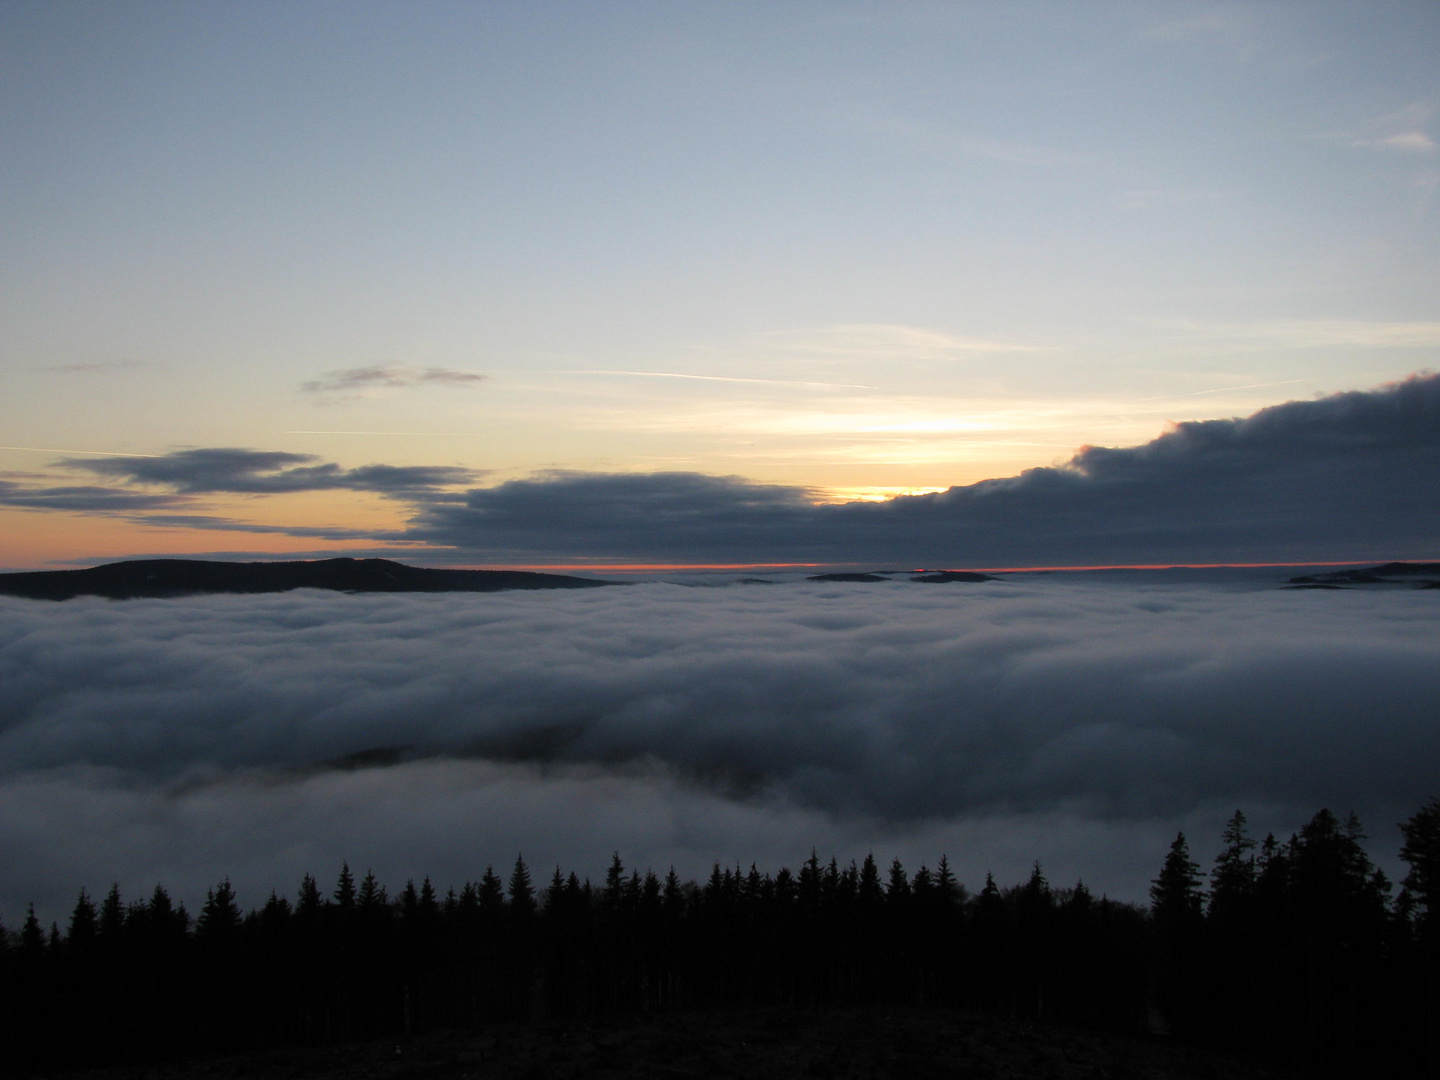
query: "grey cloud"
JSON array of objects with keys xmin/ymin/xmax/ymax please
[
  {"xmin": 300, "ymin": 365, "xmax": 487, "ymax": 394},
  {"xmin": 410, "ymin": 373, "xmax": 1440, "ymax": 565},
  {"xmin": 127, "ymin": 514, "xmax": 401, "ymax": 540},
  {"xmin": 0, "ymin": 479, "xmax": 188, "ymax": 512},
  {"xmin": 36, "ymin": 360, "xmax": 152, "ymax": 374},
  {"xmin": 65, "ymin": 448, "xmax": 479, "ymax": 496}
]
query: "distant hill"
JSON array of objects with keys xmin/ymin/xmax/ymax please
[
  {"xmin": 1286, "ymin": 561, "xmax": 1440, "ymax": 589},
  {"xmin": 0, "ymin": 557, "xmax": 613, "ymax": 601}
]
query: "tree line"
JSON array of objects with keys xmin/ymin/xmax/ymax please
[{"xmin": 1, "ymin": 799, "xmax": 1436, "ymax": 1073}]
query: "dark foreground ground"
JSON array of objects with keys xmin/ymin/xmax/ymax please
[{"xmin": 50, "ymin": 1008, "xmax": 1309, "ymax": 1080}]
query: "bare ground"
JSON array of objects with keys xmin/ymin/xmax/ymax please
[{"xmin": 50, "ymin": 1007, "xmax": 1310, "ymax": 1080}]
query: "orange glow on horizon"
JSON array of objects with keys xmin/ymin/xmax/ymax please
[{"xmin": 437, "ymin": 557, "xmax": 1426, "ymax": 574}]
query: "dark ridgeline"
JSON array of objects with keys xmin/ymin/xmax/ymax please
[
  {"xmin": 1, "ymin": 802, "xmax": 1437, "ymax": 1074},
  {"xmin": 0, "ymin": 557, "xmax": 614, "ymax": 601}
]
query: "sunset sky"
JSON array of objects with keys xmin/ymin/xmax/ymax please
[
  {"xmin": 2, "ymin": 2, "xmax": 1438, "ymax": 569},
  {"xmin": 4, "ymin": 3, "xmax": 1440, "ymax": 918}
]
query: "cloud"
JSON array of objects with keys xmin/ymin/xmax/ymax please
[
  {"xmin": 410, "ymin": 372, "xmax": 1440, "ymax": 565},
  {"xmin": 0, "ymin": 580, "xmax": 1434, "ymax": 917},
  {"xmin": 0, "ymin": 450, "xmax": 479, "ymax": 542},
  {"xmin": 33, "ymin": 360, "xmax": 153, "ymax": 375},
  {"xmin": 0, "ymin": 480, "xmax": 187, "ymax": 513},
  {"xmin": 1373, "ymin": 132, "xmax": 1437, "ymax": 152},
  {"xmin": 5, "ymin": 375, "xmax": 1436, "ymax": 566},
  {"xmin": 63, "ymin": 448, "xmax": 480, "ymax": 497},
  {"xmin": 300, "ymin": 365, "xmax": 487, "ymax": 396},
  {"xmin": 1163, "ymin": 319, "xmax": 1440, "ymax": 350},
  {"xmin": 128, "ymin": 515, "xmax": 400, "ymax": 540}
]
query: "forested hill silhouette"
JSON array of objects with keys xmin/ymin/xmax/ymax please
[
  {"xmin": 3, "ymin": 800, "xmax": 1437, "ymax": 1076},
  {"xmin": 0, "ymin": 557, "xmax": 614, "ymax": 600},
  {"xmin": 1286, "ymin": 561, "xmax": 1440, "ymax": 588}
]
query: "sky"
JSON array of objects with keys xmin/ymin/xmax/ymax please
[
  {"xmin": 2, "ymin": 1, "xmax": 1439, "ymax": 569},
  {"xmin": 2, "ymin": 4, "xmax": 1438, "ymax": 924}
]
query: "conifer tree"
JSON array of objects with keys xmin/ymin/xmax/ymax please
[
  {"xmin": 604, "ymin": 852, "xmax": 626, "ymax": 910},
  {"xmin": 547, "ymin": 866, "xmax": 566, "ymax": 910},
  {"xmin": 333, "ymin": 863, "xmax": 356, "ymax": 910},
  {"xmin": 1209, "ymin": 810, "xmax": 1257, "ymax": 922},
  {"xmin": 98, "ymin": 883, "xmax": 125, "ymax": 943},
  {"xmin": 419, "ymin": 877, "xmax": 439, "ymax": 915},
  {"xmin": 859, "ymin": 854, "xmax": 884, "ymax": 908},
  {"xmin": 197, "ymin": 878, "xmax": 242, "ymax": 943},
  {"xmin": 911, "ymin": 864, "xmax": 934, "ymax": 903},
  {"xmin": 1149, "ymin": 832, "xmax": 1205, "ymax": 1032},
  {"xmin": 799, "ymin": 850, "xmax": 822, "ymax": 909},
  {"xmin": 479, "ymin": 866, "xmax": 505, "ymax": 913},
  {"xmin": 357, "ymin": 869, "xmax": 386, "ymax": 911},
  {"xmin": 663, "ymin": 867, "xmax": 685, "ymax": 917},
  {"xmin": 509, "ymin": 857, "xmax": 535, "ymax": 915},
  {"xmin": 67, "ymin": 888, "xmax": 97, "ymax": 949},
  {"xmin": 936, "ymin": 856, "xmax": 963, "ymax": 906},
  {"xmin": 297, "ymin": 874, "xmax": 323, "ymax": 921},
  {"xmin": 1400, "ymin": 797, "xmax": 1440, "ymax": 940},
  {"xmin": 1150, "ymin": 832, "xmax": 1204, "ymax": 925},
  {"xmin": 20, "ymin": 903, "xmax": 44, "ymax": 958},
  {"xmin": 886, "ymin": 858, "xmax": 910, "ymax": 903}
]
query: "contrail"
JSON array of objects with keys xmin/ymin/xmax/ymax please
[
  {"xmin": 285, "ymin": 430, "xmax": 448, "ymax": 436},
  {"xmin": 0, "ymin": 445, "xmax": 160, "ymax": 457},
  {"xmin": 1136, "ymin": 379, "xmax": 1306, "ymax": 402}
]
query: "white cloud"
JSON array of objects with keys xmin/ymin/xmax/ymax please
[{"xmin": 1374, "ymin": 131, "xmax": 1437, "ymax": 153}]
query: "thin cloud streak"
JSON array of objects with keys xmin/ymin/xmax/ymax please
[
  {"xmin": 1134, "ymin": 379, "xmax": 1308, "ymax": 401},
  {"xmin": 0, "ymin": 446, "xmax": 161, "ymax": 458},
  {"xmin": 569, "ymin": 370, "xmax": 879, "ymax": 390},
  {"xmin": 300, "ymin": 366, "xmax": 488, "ymax": 396}
]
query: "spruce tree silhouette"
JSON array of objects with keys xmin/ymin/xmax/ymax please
[
  {"xmin": 1401, "ymin": 798, "xmax": 1440, "ymax": 939},
  {"xmin": 509, "ymin": 857, "xmax": 535, "ymax": 915},
  {"xmin": 1205, "ymin": 810, "xmax": 1260, "ymax": 1045},
  {"xmin": 333, "ymin": 863, "xmax": 356, "ymax": 910},
  {"xmin": 1400, "ymin": 797, "xmax": 1440, "ymax": 1065},
  {"xmin": 15, "ymin": 806, "xmax": 1440, "ymax": 1072},
  {"xmin": 1150, "ymin": 833, "xmax": 1204, "ymax": 1033},
  {"xmin": 66, "ymin": 888, "xmax": 98, "ymax": 951},
  {"xmin": 1286, "ymin": 809, "xmax": 1392, "ymax": 1065},
  {"xmin": 1209, "ymin": 811, "xmax": 1257, "ymax": 922},
  {"xmin": 196, "ymin": 878, "xmax": 242, "ymax": 942}
]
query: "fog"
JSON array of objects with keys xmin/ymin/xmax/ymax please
[{"xmin": 2, "ymin": 575, "xmax": 1436, "ymax": 921}]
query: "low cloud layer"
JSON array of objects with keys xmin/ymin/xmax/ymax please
[
  {"xmin": 2, "ymin": 579, "xmax": 1435, "ymax": 917},
  {"xmin": 412, "ymin": 373, "xmax": 1440, "ymax": 565}
]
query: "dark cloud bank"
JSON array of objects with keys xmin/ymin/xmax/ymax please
[
  {"xmin": 1, "ymin": 374, "xmax": 1434, "ymax": 564},
  {"xmin": 413, "ymin": 372, "xmax": 1440, "ymax": 564},
  {"xmin": 0, "ymin": 449, "xmax": 476, "ymax": 530},
  {"xmin": 2, "ymin": 580, "xmax": 1436, "ymax": 919}
]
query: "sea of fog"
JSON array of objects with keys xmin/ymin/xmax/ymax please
[{"xmin": 1, "ymin": 568, "xmax": 1436, "ymax": 922}]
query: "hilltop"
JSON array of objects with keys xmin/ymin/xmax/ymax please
[{"xmin": 0, "ymin": 557, "xmax": 612, "ymax": 601}]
